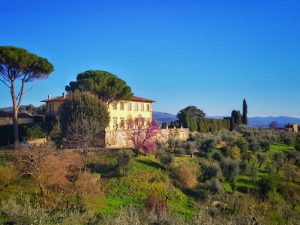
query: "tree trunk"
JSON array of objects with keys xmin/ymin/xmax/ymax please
[
  {"xmin": 10, "ymin": 81, "xmax": 19, "ymax": 146},
  {"xmin": 13, "ymin": 109, "xmax": 19, "ymax": 145},
  {"xmin": 133, "ymin": 148, "xmax": 139, "ymax": 157}
]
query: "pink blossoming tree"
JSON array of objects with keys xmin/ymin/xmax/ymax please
[{"xmin": 127, "ymin": 117, "xmax": 160, "ymax": 157}]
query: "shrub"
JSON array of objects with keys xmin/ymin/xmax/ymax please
[
  {"xmin": 204, "ymin": 178, "xmax": 224, "ymax": 194},
  {"xmin": 153, "ymin": 141, "xmax": 166, "ymax": 158},
  {"xmin": 75, "ymin": 171, "xmax": 104, "ymax": 211},
  {"xmin": 37, "ymin": 151, "xmax": 83, "ymax": 196},
  {"xmin": 260, "ymin": 139, "xmax": 271, "ymax": 151},
  {"xmin": 200, "ymin": 138, "xmax": 216, "ymax": 153},
  {"xmin": 228, "ymin": 145, "xmax": 241, "ymax": 160},
  {"xmin": 248, "ymin": 137, "xmax": 260, "ymax": 152},
  {"xmin": 283, "ymin": 134, "xmax": 295, "ymax": 146},
  {"xmin": 211, "ymin": 150, "xmax": 223, "ymax": 161},
  {"xmin": 257, "ymin": 152, "xmax": 267, "ymax": 168},
  {"xmin": 167, "ymin": 138, "xmax": 180, "ymax": 152},
  {"xmin": 0, "ymin": 162, "xmax": 18, "ymax": 186},
  {"xmin": 184, "ymin": 141, "xmax": 195, "ymax": 157},
  {"xmin": 273, "ymin": 152, "xmax": 284, "ymax": 173},
  {"xmin": 115, "ymin": 150, "xmax": 132, "ymax": 176},
  {"xmin": 235, "ymin": 137, "xmax": 249, "ymax": 153},
  {"xmin": 257, "ymin": 174, "xmax": 280, "ymax": 199},
  {"xmin": 295, "ymin": 135, "xmax": 300, "ymax": 151},
  {"xmin": 283, "ymin": 163, "xmax": 300, "ymax": 182},
  {"xmin": 101, "ymin": 206, "xmax": 185, "ymax": 225},
  {"xmin": 170, "ymin": 161, "xmax": 199, "ymax": 190},
  {"xmin": 0, "ymin": 197, "xmax": 93, "ymax": 225},
  {"xmin": 200, "ymin": 160, "xmax": 221, "ymax": 181},
  {"xmin": 220, "ymin": 158, "xmax": 239, "ymax": 181},
  {"xmin": 102, "ymin": 206, "xmax": 143, "ymax": 225},
  {"xmin": 26, "ymin": 124, "xmax": 47, "ymax": 140},
  {"xmin": 248, "ymin": 163, "xmax": 258, "ymax": 182},
  {"xmin": 144, "ymin": 193, "xmax": 169, "ymax": 216},
  {"xmin": 286, "ymin": 150, "xmax": 300, "ymax": 166},
  {"xmin": 159, "ymin": 153, "xmax": 174, "ymax": 169},
  {"xmin": 239, "ymin": 161, "xmax": 249, "ymax": 175}
]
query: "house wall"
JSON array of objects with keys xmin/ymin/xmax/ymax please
[
  {"xmin": 105, "ymin": 128, "xmax": 189, "ymax": 148},
  {"xmin": 45, "ymin": 101, "xmax": 64, "ymax": 115},
  {"xmin": 107, "ymin": 100, "xmax": 152, "ymax": 130},
  {"xmin": 45, "ymin": 99, "xmax": 153, "ymax": 130}
]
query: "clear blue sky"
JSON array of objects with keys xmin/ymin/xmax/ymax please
[{"xmin": 1, "ymin": 0, "xmax": 300, "ymax": 117}]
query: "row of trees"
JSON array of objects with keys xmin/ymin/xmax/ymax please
[
  {"xmin": 230, "ymin": 99, "xmax": 248, "ymax": 130},
  {"xmin": 163, "ymin": 106, "xmax": 230, "ymax": 132}
]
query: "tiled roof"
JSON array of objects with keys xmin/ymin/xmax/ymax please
[
  {"xmin": 41, "ymin": 95, "xmax": 155, "ymax": 103},
  {"xmin": 41, "ymin": 96, "xmax": 66, "ymax": 102},
  {"xmin": 131, "ymin": 96, "xmax": 155, "ymax": 103}
]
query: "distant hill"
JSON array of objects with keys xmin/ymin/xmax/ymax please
[
  {"xmin": 248, "ymin": 116, "xmax": 300, "ymax": 128},
  {"xmin": 153, "ymin": 111, "xmax": 176, "ymax": 124},
  {"xmin": 153, "ymin": 111, "xmax": 300, "ymax": 128}
]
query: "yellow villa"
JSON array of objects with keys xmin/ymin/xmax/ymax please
[
  {"xmin": 41, "ymin": 93, "xmax": 188, "ymax": 148},
  {"xmin": 41, "ymin": 94, "xmax": 154, "ymax": 130}
]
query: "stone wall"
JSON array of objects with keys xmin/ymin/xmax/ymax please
[
  {"xmin": 157, "ymin": 128, "xmax": 189, "ymax": 143},
  {"xmin": 105, "ymin": 127, "xmax": 189, "ymax": 149},
  {"xmin": 0, "ymin": 117, "xmax": 34, "ymax": 126}
]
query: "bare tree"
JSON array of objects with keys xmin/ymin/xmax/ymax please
[
  {"xmin": 15, "ymin": 143, "xmax": 56, "ymax": 195},
  {"xmin": 64, "ymin": 118, "xmax": 101, "ymax": 170}
]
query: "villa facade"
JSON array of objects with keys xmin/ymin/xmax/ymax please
[
  {"xmin": 41, "ymin": 94, "xmax": 154, "ymax": 130},
  {"xmin": 41, "ymin": 93, "xmax": 189, "ymax": 148}
]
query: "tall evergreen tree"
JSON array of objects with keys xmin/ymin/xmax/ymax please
[
  {"xmin": 242, "ymin": 99, "xmax": 248, "ymax": 126},
  {"xmin": 0, "ymin": 46, "xmax": 54, "ymax": 144},
  {"xmin": 231, "ymin": 110, "xmax": 242, "ymax": 130}
]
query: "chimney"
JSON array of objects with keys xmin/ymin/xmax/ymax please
[
  {"xmin": 62, "ymin": 92, "xmax": 65, "ymax": 98},
  {"xmin": 48, "ymin": 94, "xmax": 50, "ymax": 99}
]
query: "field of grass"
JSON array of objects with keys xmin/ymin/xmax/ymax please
[
  {"xmin": 97, "ymin": 154, "xmax": 198, "ymax": 217},
  {"xmin": 0, "ymin": 142, "xmax": 298, "ymax": 221},
  {"xmin": 234, "ymin": 143, "xmax": 296, "ymax": 191}
]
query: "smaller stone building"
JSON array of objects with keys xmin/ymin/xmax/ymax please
[{"xmin": 285, "ymin": 123, "xmax": 299, "ymax": 133}]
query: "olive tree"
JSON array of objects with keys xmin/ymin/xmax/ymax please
[{"xmin": 0, "ymin": 46, "xmax": 54, "ymax": 144}]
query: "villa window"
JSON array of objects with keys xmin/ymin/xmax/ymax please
[
  {"xmin": 120, "ymin": 117, "xmax": 125, "ymax": 128},
  {"xmin": 147, "ymin": 104, "xmax": 150, "ymax": 112},
  {"xmin": 120, "ymin": 102, "xmax": 124, "ymax": 110},
  {"xmin": 112, "ymin": 103, "xmax": 117, "ymax": 110},
  {"xmin": 141, "ymin": 103, "xmax": 144, "ymax": 111},
  {"xmin": 113, "ymin": 117, "xmax": 118, "ymax": 128},
  {"xmin": 135, "ymin": 103, "xmax": 138, "ymax": 111},
  {"xmin": 128, "ymin": 102, "xmax": 132, "ymax": 111}
]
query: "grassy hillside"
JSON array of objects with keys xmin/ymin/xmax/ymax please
[{"xmin": 0, "ymin": 137, "xmax": 299, "ymax": 224}]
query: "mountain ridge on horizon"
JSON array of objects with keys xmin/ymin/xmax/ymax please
[{"xmin": 153, "ymin": 111, "xmax": 300, "ymax": 128}]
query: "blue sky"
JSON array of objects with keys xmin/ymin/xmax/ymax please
[{"xmin": 1, "ymin": 0, "xmax": 300, "ymax": 117}]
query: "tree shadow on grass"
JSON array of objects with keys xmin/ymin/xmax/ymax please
[
  {"xmin": 88, "ymin": 163, "xmax": 118, "ymax": 178},
  {"xmin": 136, "ymin": 159, "xmax": 163, "ymax": 170}
]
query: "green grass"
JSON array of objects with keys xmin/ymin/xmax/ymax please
[
  {"xmin": 0, "ymin": 152, "xmax": 10, "ymax": 166},
  {"xmin": 99, "ymin": 155, "xmax": 197, "ymax": 217},
  {"xmin": 0, "ymin": 177, "xmax": 39, "ymax": 201},
  {"xmin": 0, "ymin": 142, "xmax": 298, "ymax": 220},
  {"xmin": 236, "ymin": 175, "xmax": 257, "ymax": 189}
]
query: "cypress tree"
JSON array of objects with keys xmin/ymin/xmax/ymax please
[{"xmin": 242, "ymin": 99, "xmax": 248, "ymax": 126}]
